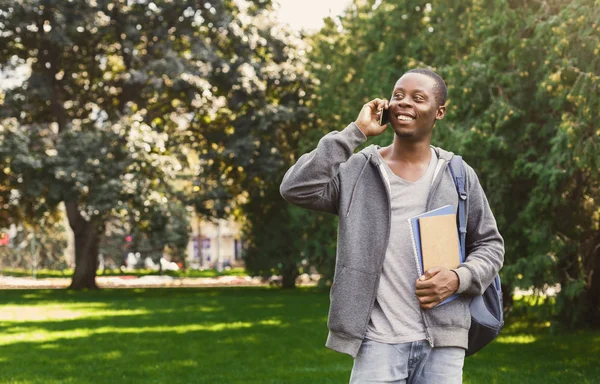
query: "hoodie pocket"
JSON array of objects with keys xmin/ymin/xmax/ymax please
[
  {"xmin": 328, "ymin": 266, "xmax": 377, "ymax": 338},
  {"xmin": 425, "ymin": 295, "xmax": 472, "ymax": 330}
]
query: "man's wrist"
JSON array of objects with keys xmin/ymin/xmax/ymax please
[
  {"xmin": 353, "ymin": 121, "xmax": 369, "ymax": 137},
  {"xmin": 452, "ymin": 267, "xmax": 473, "ymax": 295},
  {"xmin": 450, "ymin": 270, "xmax": 460, "ymax": 294}
]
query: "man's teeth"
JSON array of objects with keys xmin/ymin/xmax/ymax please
[{"xmin": 397, "ymin": 115, "xmax": 415, "ymax": 121}]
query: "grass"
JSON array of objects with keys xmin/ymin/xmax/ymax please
[
  {"xmin": 0, "ymin": 267, "xmax": 248, "ymax": 279},
  {"xmin": 0, "ymin": 288, "xmax": 598, "ymax": 384}
]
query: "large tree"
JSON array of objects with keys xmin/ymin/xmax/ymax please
[
  {"xmin": 0, "ymin": 0, "xmax": 217, "ymax": 288},
  {"xmin": 1, "ymin": 0, "xmax": 318, "ymax": 288}
]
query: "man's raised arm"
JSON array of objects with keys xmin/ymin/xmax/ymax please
[
  {"xmin": 280, "ymin": 98, "xmax": 389, "ymax": 214},
  {"xmin": 279, "ymin": 122, "xmax": 367, "ymax": 215}
]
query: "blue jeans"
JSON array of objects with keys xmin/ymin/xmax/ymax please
[{"xmin": 349, "ymin": 339, "xmax": 465, "ymax": 384}]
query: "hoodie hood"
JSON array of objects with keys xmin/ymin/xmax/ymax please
[{"xmin": 359, "ymin": 144, "xmax": 455, "ymax": 166}]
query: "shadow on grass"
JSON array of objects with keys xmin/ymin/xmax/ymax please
[
  {"xmin": 0, "ymin": 288, "xmax": 350, "ymax": 384},
  {"xmin": 462, "ymin": 310, "xmax": 600, "ymax": 384},
  {"xmin": 0, "ymin": 288, "xmax": 599, "ymax": 384}
]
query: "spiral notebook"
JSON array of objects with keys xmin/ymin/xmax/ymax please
[{"xmin": 408, "ymin": 205, "xmax": 463, "ymax": 306}]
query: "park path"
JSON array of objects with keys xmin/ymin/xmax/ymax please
[{"xmin": 0, "ymin": 274, "xmax": 318, "ymax": 289}]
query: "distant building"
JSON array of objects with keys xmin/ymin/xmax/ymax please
[
  {"xmin": 187, "ymin": 216, "xmax": 244, "ymax": 270},
  {"xmin": 60, "ymin": 202, "xmax": 244, "ymax": 271}
]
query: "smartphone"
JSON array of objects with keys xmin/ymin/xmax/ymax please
[{"xmin": 379, "ymin": 108, "xmax": 390, "ymax": 125}]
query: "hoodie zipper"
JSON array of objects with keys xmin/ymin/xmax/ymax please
[
  {"xmin": 418, "ymin": 158, "xmax": 450, "ymax": 348},
  {"xmin": 359, "ymin": 156, "xmax": 392, "ymax": 342},
  {"xmin": 426, "ymin": 160, "xmax": 449, "ymax": 210},
  {"xmin": 367, "ymin": 160, "xmax": 393, "ymax": 333}
]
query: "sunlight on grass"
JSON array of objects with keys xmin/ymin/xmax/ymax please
[
  {"xmin": 496, "ymin": 334, "xmax": 538, "ymax": 344},
  {"xmin": 21, "ymin": 293, "xmax": 51, "ymax": 300},
  {"xmin": 259, "ymin": 319, "xmax": 283, "ymax": 326},
  {"xmin": 177, "ymin": 360, "xmax": 199, "ymax": 368},
  {"xmin": 39, "ymin": 344, "xmax": 60, "ymax": 349},
  {"xmin": 0, "ymin": 319, "xmax": 285, "ymax": 346},
  {"xmin": 198, "ymin": 306, "xmax": 225, "ymax": 312},
  {"xmin": 0, "ymin": 304, "xmax": 149, "ymax": 322},
  {"xmin": 100, "ymin": 350, "xmax": 123, "ymax": 360},
  {"xmin": 0, "ymin": 288, "xmax": 598, "ymax": 384}
]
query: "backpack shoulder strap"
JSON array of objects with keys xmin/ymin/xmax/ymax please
[{"xmin": 448, "ymin": 155, "xmax": 467, "ymax": 261}]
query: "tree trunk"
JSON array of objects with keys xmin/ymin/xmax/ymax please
[
  {"xmin": 281, "ymin": 261, "xmax": 298, "ymax": 289},
  {"xmin": 65, "ymin": 201, "xmax": 102, "ymax": 289},
  {"xmin": 501, "ymin": 282, "xmax": 514, "ymax": 314},
  {"xmin": 586, "ymin": 243, "xmax": 600, "ymax": 328}
]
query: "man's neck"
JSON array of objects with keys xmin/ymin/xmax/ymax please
[{"xmin": 387, "ymin": 135, "xmax": 432, "ymax": 165}]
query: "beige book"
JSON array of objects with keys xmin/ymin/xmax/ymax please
[{"xmin": 418, "ymin": 214, "xmax": 460, "ymax": 272}]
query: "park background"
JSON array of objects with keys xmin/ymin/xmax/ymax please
[{"xmin": 0, "ymin": 0, "xmax": 599, "ymax": 382}]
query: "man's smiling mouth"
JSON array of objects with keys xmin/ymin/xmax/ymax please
[{"xmin": 396, "ymin": 113, "xmax": 415, "ymax": 122}]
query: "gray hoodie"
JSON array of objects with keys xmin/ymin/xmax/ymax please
[{"xmin": 280, "ymin": 123, "xmax": 504, "ymax": 358}]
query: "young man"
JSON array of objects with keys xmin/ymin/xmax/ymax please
[{"xmin": 280, "ymin": 69, "xmax": 504, "ymax": 383}]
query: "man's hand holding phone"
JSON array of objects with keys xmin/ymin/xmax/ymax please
[{"xmin": 354, "ymin": 98, "xmax": 389, "ymax": 138}]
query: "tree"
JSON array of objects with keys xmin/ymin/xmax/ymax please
[
  {"xmin": 185, "ymin": 3, "xmax": 317, "ymax": 287},
  {"xmin": 1, "ymin": 0, "xmax": 317, "ymax": 289},
  {"xmin": 0, "ymin": 0, "xmax": 210, "ymax": 288}
]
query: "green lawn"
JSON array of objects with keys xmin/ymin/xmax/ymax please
[{"xmin": 0, "ymin": 288, "xmax": 598, "ymax": 384}]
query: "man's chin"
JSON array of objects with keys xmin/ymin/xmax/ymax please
[{"xmin": 393, "ymin": 128, "xmax": 415, "ymax": 138}]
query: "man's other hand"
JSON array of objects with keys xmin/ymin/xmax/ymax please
[
  {"xmin": 354, "ymin": 98, "xmax": 389, "ymax": 137},
  {"xmin": 415, "ymin": 266, "xmax": 460, "ymax": 309}
]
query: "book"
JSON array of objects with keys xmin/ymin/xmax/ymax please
[{"xmin": 408, "ymin": 205, "xmax": 463, "ymax": 306}]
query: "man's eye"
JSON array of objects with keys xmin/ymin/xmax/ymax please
[{"xmin": 394, "ymin": 93, "xmax": 403, "ymax": 98}]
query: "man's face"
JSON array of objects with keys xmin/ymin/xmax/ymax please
[{"xmin": 388, "ymin": 73, "xmax": 446, "ymax": 140}]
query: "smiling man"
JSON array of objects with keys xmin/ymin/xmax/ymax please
[{"xmin": 280, "ymin": 68, "xmax": 504, "ymax": 383}]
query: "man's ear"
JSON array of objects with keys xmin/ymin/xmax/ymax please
[{"xmin": 435, "ymin": 105, "xmax": 446, "ymax": 120}]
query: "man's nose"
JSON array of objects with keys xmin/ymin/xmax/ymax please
[{"xmin": 398, "ymin": 99, "xmax": 413, "ymax": 107}]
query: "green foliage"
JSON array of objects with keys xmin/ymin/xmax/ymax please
[
  {"xmin": 176, "ymin": 3, "xmax": 319, "ymax": 287},
  {"xmin": 0, "ymin": 0, "xmax": 264, "ymax": 284},
  {"xmin": 0, "ymin": 0, "xmax": 328, "ymax": 288},
  {"xmin": 307, "ymin": 0, "xmax": 600, "ymax": 326}
]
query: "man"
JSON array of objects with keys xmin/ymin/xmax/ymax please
[{"xmin": 280, "ymin": 68, "xmax": 504, "ymax": 383}]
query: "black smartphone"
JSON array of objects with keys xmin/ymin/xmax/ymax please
[{"xmin": 379, "ymin": 108, "xmax": 390, "ymax": 125}]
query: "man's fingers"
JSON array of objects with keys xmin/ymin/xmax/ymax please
[
  {"xmin": 419, "ymin": 266, "xmax": 443, "ymax": 281},
  {"xmin": 415, "ymin": 287, "xmax": 436, "ymax": 297},
  {"xmin": 415, "ymin": 278, "xmax": 436, "ymax": 289},
  {"xmin": 418, "ymin": 295, "xmax": 439, "ymax": 307},
  {"xmin": 420, "ymin": 301, "xmax": 438, "ymax": 309},
  {"xmin": 425, "ymin": 266, "xmax": 443, "ymax": 278},
  {"xmin": 366, "ymin": 98, "xmax": 388, "ymax": 112}
]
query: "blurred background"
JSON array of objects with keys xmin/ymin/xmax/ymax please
[{"xmin": 0, "ymin": 0, "xmax": 598, "ymax": 383}]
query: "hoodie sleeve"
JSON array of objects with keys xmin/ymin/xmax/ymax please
[
  {"xmin": 280, "ymin": 122, "xmax": 368, "ymax": 215},
  {"xmin": 452, "ymin": 166, "xmax": 505, "ymax": 296}
]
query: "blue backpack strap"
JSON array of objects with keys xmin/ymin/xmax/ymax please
[
  {"xmin": 448, "ymin": 156, "xmax": 504, "ymax": 357},
  {"xmin": 448, "ymin": 155, "xmax": 467, "ymax": 262},
  {"xmin": 448, "ymin": 156, "xmax": 501, "ymax": 290}
]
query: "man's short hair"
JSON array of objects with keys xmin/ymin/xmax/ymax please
[{"xmin": 404, "ymin": 68, "xmax": 447, "ymax": 107}]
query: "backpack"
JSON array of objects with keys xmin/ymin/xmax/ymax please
[{"xmin": 448, "ymin": 156, "xmax": 504, "ymax": 357}]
